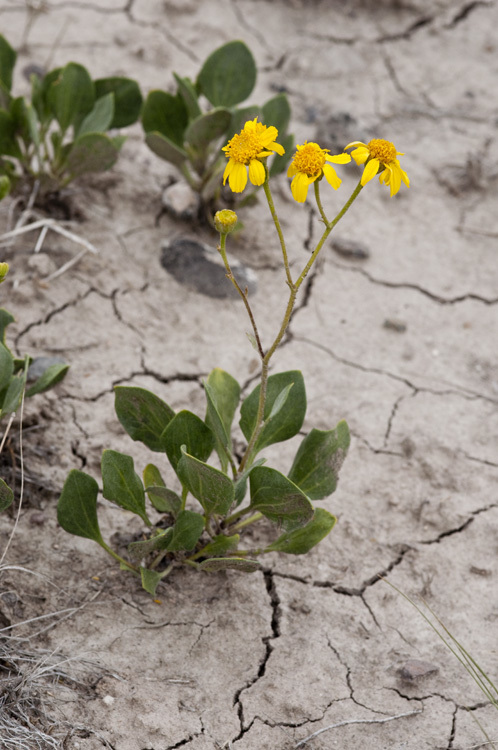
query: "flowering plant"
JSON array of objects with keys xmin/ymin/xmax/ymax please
[{"xmin": 57, "ymin": 120, "xmax": 408, "ymax": 596}]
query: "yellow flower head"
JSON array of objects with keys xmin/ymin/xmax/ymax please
[
  {"xmin": 345, "ymin": 139, "xmax": 409, "ymax": 196},
  {"xmin": 222, "ymin": 118, "xmax": 285, "ymax": 193},
  {"xmin": 287, "ymin": 142, "xmax": 351, "ymax": 203}
]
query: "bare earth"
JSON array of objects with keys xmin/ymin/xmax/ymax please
[{"xmin": 0, "ymin": 1, "xmax": 497, "ymax": 749}]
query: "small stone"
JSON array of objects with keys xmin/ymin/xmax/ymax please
[
  {"xmin": 331, "ymin": 238, "xmax": 370, "ymax": 260},
  {"xmin": 400, "ymin": 437, "xmax": 416, "ymax": 458},
  {"xmin": 162, "ymin": 182, "xmax": 201, "ymax": 221},
  {"xmin": 102, "ymin": 695, "xmax": 115, "ymax": 706},
  {"xmin": 161, "ymin": 237, "xmax": 257, "ymax": 299},
  {"xmin": 383, "ymin": 318, "xmax": 407, "ymax": 333},
  {"xmin": 29, "ymin": 512, "xmax": 46, "ymax": 525},
  {"xmin": 26, "ymin": 253, "xmax": 57, "ymax": 277},
  {"xmin": 397, "ymin": 659, "xmax": 439, "ymax": 682}
]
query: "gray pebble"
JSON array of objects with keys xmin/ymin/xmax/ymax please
[
  {"xmin": 397, "ymin": 659, "xmax": 439, "ymax": 681},
  {"xmin": 161, "ymin": 237, "xmax": 257, "ymax": 299}
]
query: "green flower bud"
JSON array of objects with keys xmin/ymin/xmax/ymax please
[
  {"xmin": 214, "ymin": 209, "xmax": 238, "ymax": 235},
  {"xmin": 0, "ymin": 263, "xmax": 9, "ymax": 283}
]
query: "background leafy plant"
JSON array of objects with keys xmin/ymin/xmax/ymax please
[
  {"xmin": 0, "ymin": 33, "xmax": 143, "ymax": 196},
  {"xmin": 142, "ymin": 40, "xmax": 293, "ymax": 209}
]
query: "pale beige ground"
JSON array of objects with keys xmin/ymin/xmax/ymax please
[{"xmin": 0, "ymin": 1, "xmax": 497, "ymax": 749}]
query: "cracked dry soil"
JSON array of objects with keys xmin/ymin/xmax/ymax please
[{"xmin": 1, "ymin": 1, "xmax": 498, "ymax": 749}]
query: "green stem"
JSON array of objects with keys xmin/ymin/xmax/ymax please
[
  {"xmin": 296, "ymin": 180, "xmax": 363, "ymax": 291},
  {"xmin": 100, "ymin": 541, "xmax": 138, "ymax": 572},
  {"xmin": 218, "ymin": 234, "xmax": 264, "ymax": 359},
  {"xmin": 223, "ymin": 503, "xmax": 255, "ymax": 527},
  {"xmin": 230, "ymin": 511, "xmax": 263, "ymax": 533},
  {"xmin": 263, "ymin": 177, "xmax": 293, "ymax": 287},
  {"xmin": 314, "ymin": 180, "xmax": 329, "ymax": 225}
]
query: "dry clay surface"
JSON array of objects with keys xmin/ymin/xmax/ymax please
[{"xmin": 0, "ymin": 1, "xmax": 497, "ymax": 749}]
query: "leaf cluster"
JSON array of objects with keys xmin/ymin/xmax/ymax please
[
  {"xmin": 58, "ymin": 369, "xmax": 350, "ymax": 595},
  {"xmin": 142, "ymin": 40, "xmax": 294, "ymax": 205},
  {"xmin": 0, "ymin": 34, "xmax": 143, "ymax": 196},
  {"xmin": 0, "ymin": 307, "xmax": 69, "ymax": 514}
]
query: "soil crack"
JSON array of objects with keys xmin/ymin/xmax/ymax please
[
  {"xmin": 230, "ymin": 570, "xmax": 281, "ymax": 743},
  {"xmin": 330, "ymin": 261, "xmax": 498, "ymax": 306}
]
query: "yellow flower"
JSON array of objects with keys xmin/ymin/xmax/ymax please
[
  {"xmin": 222, "ymin": 119, "xmax": 285, "ymax": 193},
  {"xmin": 345, "ymin": 139, "xmax": 409, "ymax": 196},
  {"xmin": 287, "ymin": 142, "xmax": 351, "ymax": 203}
]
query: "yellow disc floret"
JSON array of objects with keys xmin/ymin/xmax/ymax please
[
  {"xmin": 366, "ymin": 139, "xmax": 397, "ymax": 164},
  {"xmin": 291, "ymin": 142, "xmax": 327, "ymax": 177},
  {"xmin": 222, "ymin": 119, "xmax": 285, "ymax": 193},
  {"xmin": 287, "ymin": 141, "xmax": 351, "ymax": 203}
]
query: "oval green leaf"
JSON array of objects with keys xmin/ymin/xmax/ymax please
[
  {"xmin": 145, "ymin": 131, "xmax": 188, "ymax": 169},
  {"xmin": 249, "ymin": 465, "xmax": 314, "ymax": 531},
  {"xmin": 197, "ymin": 41, "xmax": 256, "ymax": 107},
  {"xmin": 142, "ymin": 90, "xmax": 188, "ymax": 147},
  {"xmin": 77, "ymin": 92, "xmax": 114, "ymax": 137},
  {"xmin": 51, "ymin": 62, "xmax": 95, "ymax": 132},
  {"xmin": 165, "ymin": 509, "xmax": 204, "ymax": 552},
  {"xmin": 65, "ymin": 132, "xmax": 120, "ymax": 178},
  {"xmin": 185, "ymin": 108, "xmax": 232, "ymax": 149},
  {"xmin": 57, "ymin": 469, "xmax": 104, "ymax": 544},
  {"xmin": 288, "ymin": 421, "xmax": 350, "ymax": 500},
  {"xmin": 0, "ymin": 34, "xmax": 16, "ymax": 92},
  {"xmin": 161, "ymin": 410, "xmax": 214, "ymax": 473},
  {"xmin": 114, "ymin": 386, "xmax": 175, "ymax": 452},
  {"xmin": 25, "ymin": 363, "xmax": 69, "ymax": 398},
  {"xmin": 101, "ymin": 449, "xmax": 150, "ymax": 526},
  {"xmin": 94, "ymin": 76, "xmax": 143, "ymax": 128},
  {"xmin": 265, "ymin": 507, "xmax": 336, "ymax": 555},
  {"xmin": 177, "ymin": 447, "xmax": 234, "ymax": 516},
  {"xmin": 239, "ymin": 370, "xmax": 306, "ymax": 454}
]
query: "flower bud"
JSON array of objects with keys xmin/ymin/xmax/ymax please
[
  {"xmin": 0, "ymin": 263, "xmax": 9, "ymax": 283},
  {"xmin": 214, "ymin": 209, "xmax": 238, "ymax": 235}
]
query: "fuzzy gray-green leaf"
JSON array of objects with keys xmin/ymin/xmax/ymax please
[
  {"xmin": 288, "ymin": 421, "xmax": 350, "ymax": 500},
  {"xmin": 114, "ymin": 386, "xmax": 175, "ymax": 452},
  {"xmin": 249, "ymin": 465, "xmax": 314, "ymax": 531},
  {"xmin": 177, "ymin": 447, "xmax": 234, "ymax": 516},
  {"xmin": 165, "ymin": 510, "xmax": 204, "ymax": 552},
  {"xmin": 239, "ymin": 371, "xmax": 306, "ymax": 454},
  {"xmin": 57, "ymin": 469, "xmax": 104, "ymax": 544},
  {"xmin": 197, "ymin": 41, "xmax": 256, "ymax": 108},
  {"xmin": 161, "ymin": 410, "xmax": 214, "ymax": 473},
  {"xmin": 101, "ymin": 449, "xmax": 150, "ymax": 525},
  {"xmin": 264, "ymin": 508, "xmax": 336, "ymax": 554}
]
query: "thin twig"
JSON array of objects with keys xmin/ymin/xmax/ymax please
[
  {"xmin": 294, "ymin": 709, "xmax": 423, "ymax": 747},
  {"xmin": 0, "ymin": 389, "xmax": 25, "ymax": 567}
]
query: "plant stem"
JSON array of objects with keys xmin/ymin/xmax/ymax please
[
  {"xmin": 230, "ymin": 511, "xmax": 263, "ymax": 532},
  {"xmin": 223, "ymin": 503, "xmax": 255, "ymax": 527},
  {"xmin": 314, "ymin": 180, "xmax": 329, "ymax": 225},
  {"xmin": 263, "ymin": 177, "xmax": 293, "ymax": 287},
  {"xmin": 237, "ymin": 180, "xmax": 363, "ymax": 476},
  {"xmin": 296, "ymin": 180, "xmax": 363, "ymax": 291},
  {"xmin": 100, "ymin": 541, "xmax": 138, "ymax": 572},
  {"xmin": 218, "ymin": 234, "xmax": 264, "ymax": 359}
]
